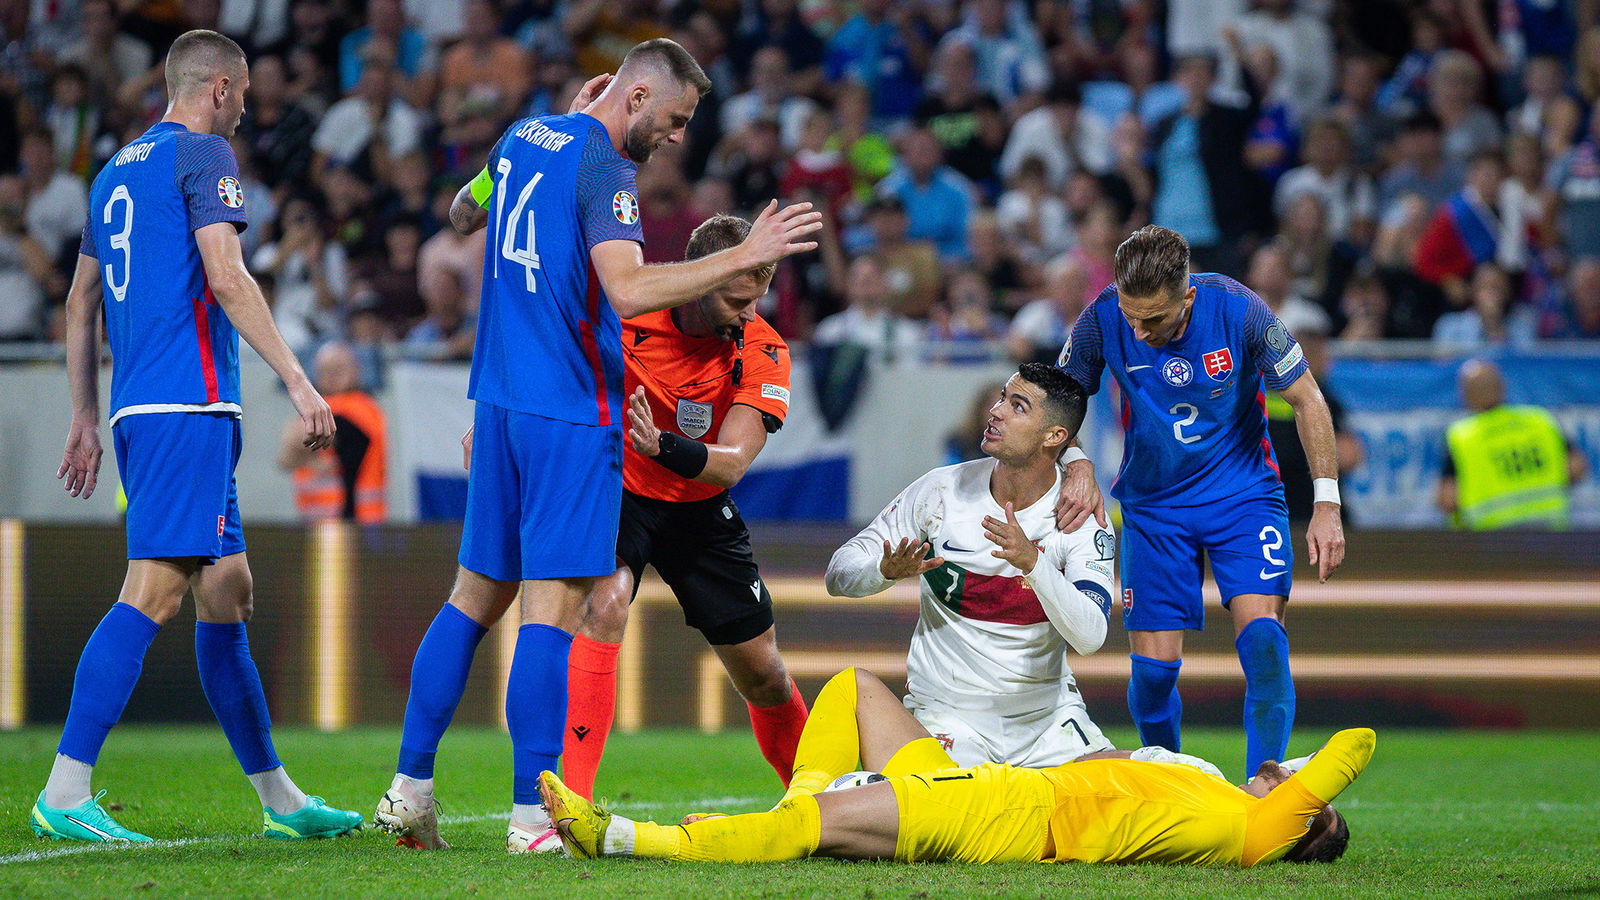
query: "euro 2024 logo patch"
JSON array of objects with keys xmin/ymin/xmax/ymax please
[
  {"xmin": 613, "ymin": 190, "xmax": 638, "ymax": 225},
  {"xmin": 217, "ymin": 176, "xmax": 244, "ymax": 208},
  {"xmin": 1160, "ymin": 357, "xmax": 1193, "ymax": 387}
]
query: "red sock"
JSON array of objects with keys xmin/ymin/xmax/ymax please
[
  {"xmin": 747, "ymin": 679, "xmax": 809, "ymax": 787},
  {"xmin": 563, "ymin": 634, "xmax": 621, "ymax": 800}
]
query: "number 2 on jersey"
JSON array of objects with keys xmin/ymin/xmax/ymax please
[
  {"xmin": 1170, "ymin": 402, "xmax": 1200, "ymax": 444},
  {"xmin": 103, "ymin": 185, "xmax": 133, "ymax": 303},
  {"xmin": 494, "ymin": 158, "xmax": 542, "ymax": 293}
]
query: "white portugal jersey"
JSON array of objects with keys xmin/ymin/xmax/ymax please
[{"xmin": 826, "ymin": 459, "xmax": 1117, "ymax": 717}]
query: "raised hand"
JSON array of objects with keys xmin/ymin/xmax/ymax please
[
  {"xmin": 879, "ymin": 536, "xmax": 944, "ymax": 581},
  {"xmin": 626, "ymin": 386, "xmax": 661, "ymax": 456},
  {"xmin": 984, "ymin": 502, "xmax": 1040, "ymax": 573},
  {"xmin": 569, "ymin": 73, "xmax": 611, "ymax": 113},
  {"xmin": 741, "ymin": 200, "xmax": 824, "ymax": 268}
]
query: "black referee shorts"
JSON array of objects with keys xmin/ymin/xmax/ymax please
[{"xmin": 615, "ymin": 489, "xmax": 775, "ymax": 646}]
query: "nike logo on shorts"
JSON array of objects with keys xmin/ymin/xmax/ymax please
[
  {"xmin": 1125, "ymin": 365, "xmax": 1151, "ymax": 372},
  {"xmin": 1259, "ymin": 568, "xmax": 1287, "ymax": 580}
]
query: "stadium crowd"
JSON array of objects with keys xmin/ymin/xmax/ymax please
[{"xmin": 5, "ymin": 0, "xmax": 1600, "ymax": 375}]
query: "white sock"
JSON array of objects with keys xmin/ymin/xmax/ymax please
[
  {"xmin": 601, "ymin": 815, "xmax": 637, "ymax": 857},
  {"xmin": 1279, "ymin": 753, "xmax": 1315, "ymax": 774},
  {"xmin": 44, "ymin": 754, "xmax": 93, "ymax": 809},
  {"xmin": 511, "ymin": 802, "xmax": 550, "ymax": 828},
  {"xmin": 395, "ymin": 773, "xmax": 434, "ymax": 802},
  {"xmin": 250, "ymin": 767, "xmax": 308, "ymax": 814}
]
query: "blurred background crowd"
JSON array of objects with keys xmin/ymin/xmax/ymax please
[{"xmin": 4, "ymin": 0, "xmax": 1600, "ymax": 379}]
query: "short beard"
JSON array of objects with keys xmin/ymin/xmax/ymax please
[{"xmin": 624, "ymin": 118, "xmax": 656, "ymax": 163}]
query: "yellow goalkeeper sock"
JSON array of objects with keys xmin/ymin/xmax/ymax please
[
  {"xmin": 881, "ymin": 737, "xmax": 957, "ymax": 777},
  {"xmin": 1241, "ymin": 727, "xmax": 1375, "ymax": 866},
  {"xmin": 632, "ymin": 795, "xmax": 821, "ymax": 863},
  {"xmin": 781, "ymin": 668, "xmax": 861, "ymax": 801}
]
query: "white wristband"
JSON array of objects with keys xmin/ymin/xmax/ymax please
[
  {"xmin": 1313, "ymin": 478, "xmax": 1341, "ymax": 505},
  {"xmin": 1061, "ymin": 446, "xmax": 1089, "ymax": 465}
]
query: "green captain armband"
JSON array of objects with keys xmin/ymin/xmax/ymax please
[{"xmin": 468, "ymin": 166, "xmax": 495, "ymax": 208}]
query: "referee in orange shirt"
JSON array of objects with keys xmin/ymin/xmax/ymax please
[{"xmin": 562, "ymin": 214, "xmax": 807, "ymax": 798}]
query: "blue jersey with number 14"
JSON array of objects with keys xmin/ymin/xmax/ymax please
[
  {"xmin": 469, "ymin": 112, "xmax": 644, "ymax": 427},
  {"xmin": 1059, "ymin": 273, "xmax": 1309, "ymax": 508}
]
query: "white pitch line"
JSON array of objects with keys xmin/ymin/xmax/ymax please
[{"xmin": 1, "ymin": 795, "xmax": 768, "ymax": 865}]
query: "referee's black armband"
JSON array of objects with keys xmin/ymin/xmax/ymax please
[{"xmin": 652, "ymin": 433, "xmax": 708, "ymax": 479}]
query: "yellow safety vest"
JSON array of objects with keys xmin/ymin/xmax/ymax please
[{"xmin": 1445, "ymin": 405, "xmax": 1569, "ymax": 530}]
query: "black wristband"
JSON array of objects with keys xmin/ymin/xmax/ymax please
[{"xmin": 652, "ymin": 432, "xmax": 708, "ymax": 479}]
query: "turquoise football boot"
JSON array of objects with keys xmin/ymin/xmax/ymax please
[
  {"xmin": 30, "ymin": 790, "xmax": 153, "ymax": 842},
  {"xmin": 263, "ymin": 796, "xmax": 364, "ymax": 839}
]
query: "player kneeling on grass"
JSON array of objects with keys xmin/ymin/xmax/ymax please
[
  {"xmin": 826, "ymin": 363, "xmax": 1119, "ymax": 768},
  {"xmin": 538, "ymin": 666, "xmax": 1367, "ymax": 867}
]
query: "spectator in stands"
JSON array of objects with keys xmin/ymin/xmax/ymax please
[
  {"xmin": 928, "ymin": 270, "xmax": 1006, "ymax": 363},
  {"xmin": 278, "ymin": 342, "xmax": 388, "ymax": 524},
  {"xmin": 915, "ymin": 41, "xmax": 1005, "ymax": 195},
  {"xmin": 1065, "ymin": 199, "xmax": 1120, "ymax": 303},
  {"xmin": 1326, "ymin": 52, "xmax": 1395, "ymax": 169},
  {"xmin": 376, "ymin": 151, "xmax": 442, "ymax": 237},
  {"xmin": 1235, "ymin": 0, "xmax": 1335, "ymax": 123},
  {"xmin": 731, "ymin": 0, "xmax": 825, "ymax": 96},
  {"xmin": 18, "ymin": 131, "xmax": 88, "ymax": 273},
  {"xmin": 0, "ymin": 175, "xmax": 59, "ymax": 342},
  {"xmin": 721, "ymin": 47, "xmax": 815, "ymax": 152},
  {"xmin": 289, "ymin": 0, "xmax": 346, "ymax": 79},
  {"xmin": 824, "ymin": 0, "xmax": 927, "ymax": 121},
  {"xmin": 1432, "ymin": 261, "xmax": 1536, "ymax": 346},
  {"xmin": 938, "ymin": 0, "xmax": 1050, "ymax": 108},
  {"xmin": 781, "ymin": 110, "xmax": 854, "ymax": 228},
  {"xmin": 564, "ymin": 0, "xmax": 666, "ymax": 75},
  {"xmin": 1510, "ymin": 54, "xmax": 1583, "ymax": 159},
  {"xmin": 637, "ymin": 163, "xmax": 696, "ymax": 264},
  {"xmin": 1336, "ymin": 269, "xmax": 1392, "ymax": 341},
  {"xmin": 813, "ymin": 255, "xmax": 924, "ymax": 360},
  {"xmin": 1414, "ymin": 150, "xmax": 1510, "ymax": 307},
  {"xmin": 1547, "ymin": 99, "xmax": 1600, "ymax": 260},
  {"xmin": 854, "ymin": 196, "xmax": 942, "ymax": 320},
  {"xmin": 1427, "ymin": 50, "xmax": 1502, "ymax": 167},
  {"xmin": 406, "ymin": 266, "xmax": 477, "ymax": 360},
  {"xmin": 1438, "ymin": 359, "xmax": 1587, "ymax": 530},
  {"xmin": 709, "ymin": 117, "xmax": 785, "ymax": 216},
  {"xmin": 943, "ymin": 382, "xmax": 1004, "ymax": 465},
  {"xmin": 829, "ymin": 82, "xmax": 896, "ymax": 201},
  {"xmin": 353, "ymin": 218, "xmax": 428, "ymax": 335},
  {"xmin": 1501, "ymin": 133, "xmax": 1550, "ymax": 270},
  {"xmin": 237, "ymin": 54, "xmax": 318, "ymax": 188},
  {"xmin": 1575, "ymin": 24, "xmax": 1600, "ymax": 103},
  {"xmin": 255, "ymin": 195, "xmax": 350, "ymax": 358},
  {"xmin": 1274, "ymin": 117, "xmax": 1377, "ymax": 247},
  {"xmin": 1372, "ymin": 193, "xmax": 1449, "ymax": 338},
  {"xmin": 1239, "ymin": 41, "xmax": 1298, "ymax": 188},
  {"xmin": 878, "ymin": 127, "xmax": 975, "ymax": 263},
  {"xmin": 996, "ymin": 156, "xmax": 1072, "ymax": 266},
  {"xmin": 1081, "ymin": 37, "xmax": 1182, "ymax": 130},
  {"xmin": 1249, "ymin": 242, "xmax": 1332, "ymax": 337},
  {"xmin": 44, "ymin": 66, "xmax": 99, "ymax": 181},
  {"xmin": 1007, "ymin": 254, "xmax": 1090, "ymax": 365},
  {"xmin": 312, "ymin": 57, "xmax": 427, "ymax": 179},
  {"xmin": 339, "ymin": 0, "xmax": 434, "ymax": 95},
  {"xmin": 1541, "ymin": 257, "xmax": 1600, "ymax": 340},
  {"xmin": 1000, "ymin": 80, "xmax": 1111, "ymax": 190},
  {"xmin": 1275, "ymin": 191, "xmax": 1356, "ymax": 315},
  {"xmin": 61, "ymin": 0, "xmax": 154, "ymax": 100},
  {"xmin": 966, "ymin": 211, "xmax": 1027, "ymax": 314},
  {"xmin": 1150, "ymin": 48, "xmax": 1266, "ymax": 275},
  {"xmin": 437, "ymin": 0, "xmax": 533, "ymax": 125},
  {"xmin": 1378, "ymin": 112, "xmax": 1465, "ymax": 215}
]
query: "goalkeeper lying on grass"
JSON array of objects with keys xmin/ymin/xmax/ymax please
[{"xmin": 539, "ymin": 667, "xmax": 1369, "ymax": 867}]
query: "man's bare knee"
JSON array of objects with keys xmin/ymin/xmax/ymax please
[
  {"xmin": 580, "ymin": 570, "xmax": 632, "ymax": 642},
  {"xmin": 737, "ymin": 667, "xmax": 793, "ymax": 708}
]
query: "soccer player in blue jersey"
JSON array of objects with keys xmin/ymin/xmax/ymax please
[
  {"xmin": 1057, "ymin": 225, "xmax": 1346, "ymax": 777},
  {"xmin": 38, "ymin": 30, "xmax": 362, "ymax": 842},
  {"xmin": 375, "ymin": 39, "xmax": 823, "ymax": 852}
]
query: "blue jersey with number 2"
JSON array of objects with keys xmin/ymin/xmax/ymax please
[
  {"xmin": 1059, "ymin": 273, "xmax": 1309, "ymax": 508},
  {"xmin": 469, "ymin": 113, "xmax": 644, "ymax": 427},
  {"xmin": 80, "ymin": 121, "xmax": 249, "ymax": 423}
]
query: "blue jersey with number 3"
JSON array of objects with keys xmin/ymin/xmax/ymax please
[
  {"xmin": 80, "ymin": 121, "xmax": 249, "ymax": 423},
  {"xmin": 1058, "ymin": 273, "xmax": 1309, "ymax": 507},
  {"xmin": 469, "ymin": 113, "xmax": 644, "ymax": 427}
]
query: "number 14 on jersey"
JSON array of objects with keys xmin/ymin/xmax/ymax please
[{"xmin": 494, "ymin": 158, "xmax": 542, "ymax": 293}]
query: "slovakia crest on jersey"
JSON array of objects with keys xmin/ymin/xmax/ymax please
[
  {"xmin": 217, "ymin": 176, "xmax": 244, "ymax": 208},
  {"xmin": 1161, "ymin": 357, "xmax": 1193, "ymax": 387},
  {"xmin": 613, "ymin": 190, "xmax": 639, "ymax": 225},
  {"xmin": 1203, "ymin": 348, "xmax": 1234, "ymax": 381}
]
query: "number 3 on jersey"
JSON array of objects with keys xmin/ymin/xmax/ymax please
[
  {"xmin": 494, "ymin": 158, "xmax": 542, "ymax": 293},
  {"xmin": 103, "ymin": 184, "xmax": 134, "ymax": 303}
]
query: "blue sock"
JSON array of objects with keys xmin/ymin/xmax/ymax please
[
  {"xmin": 195, "ymin": 621, "xmax": 281, "ymax": 775},
  {"xmin": 397, "ymin": 604, "xmax": 489, "ymax": 779},
  {"xmin": 506, "ymin": 623, "xmax": 573, "ymax": 805},
  {"xmin": 1236, "ymin": 617, "xmax": 1295, "ymax": 778},
  {"xmin": 1127, "ymin": 654, "xmax": 1183, "ymax": 752},
  {"xmin": 57, "ymin": 603, "xmax": 161, "ymax": 765}
]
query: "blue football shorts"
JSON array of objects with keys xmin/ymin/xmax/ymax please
[
  {"xmin": 1119, "ymin": 490, "xmax": 1293, "ymax": 631},
  {"xmin": 458, "ymin": 401, "xmax": 623, "ymax": 582},
  {"xmin": 112, "ymin": 411, "xmax": 246, "ymax": 562}
]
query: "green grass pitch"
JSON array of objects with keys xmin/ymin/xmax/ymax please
[{"xmin": 0, "ymin": 726, "xmax": 1595, "ymax": 899}]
